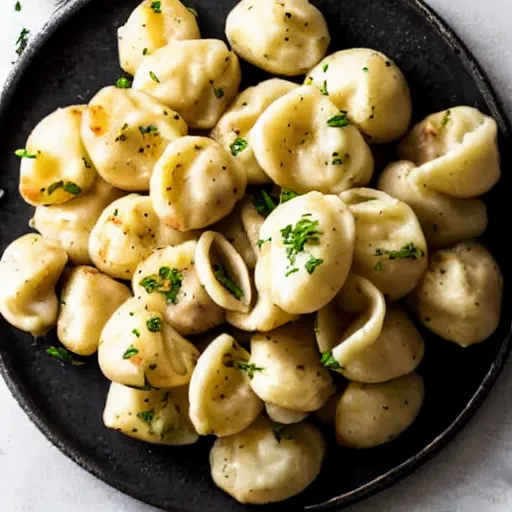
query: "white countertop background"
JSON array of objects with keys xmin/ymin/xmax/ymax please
[{"xmin": 1, "ymin": 0, "xmax": 511, "ymax": 510}]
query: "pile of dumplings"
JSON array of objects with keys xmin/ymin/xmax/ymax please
[{"xmin": 0, "ymin": 0, "xmax": 504, "ymax": 505}]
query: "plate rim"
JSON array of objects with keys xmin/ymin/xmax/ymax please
[{"xmin": 0, "ymin": 0, "xmax": 510, "ymax": 511}]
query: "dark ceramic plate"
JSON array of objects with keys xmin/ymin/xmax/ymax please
[{"xmin": 0, "ymin": 0, "xmax": 510, "ymax": 510}]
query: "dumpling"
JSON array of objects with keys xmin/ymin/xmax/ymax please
[
  {"xmin": 397, "ymin": 106, "xmax": 501, "ymax": 198},
  {"xmin": 225, "ymin": 0, "xmax": 330, "ymax": 76},
  {"xmin": 133, "ymin": 39, "xmax": 241, "ymax": 129},
  {"xmin": 0, "ymin": 234, "xmax": 68, "ymax": 336},
  {"xmin": 103, "ymin": 382, "xmax": 198, "ymax": 445},
  {"xmin": 150, "ymin": 136, "xmax": 247, "ymax": 231},
  {"xmin": 188, "ymin": 334, "xmax": 263, "ymax": 437},
  {"xmin": 18, "ymin": 106, "xmax": 96, "ymax": 206},
  {"xmin": 316, "ymin": 275, "xmax": 424, "ymax": 383},
  {"xmin": 118, "ymin": 0, "xmax": 200, "ymax": 75},
  {"xmin": 249, "ymin": 323, "xmax": 335, "ymax": 412},
  {"xmin": 98, "ymin": 297, "xmax": 199, "ymax": 388},
  {"xmin": 306, "ymin": 49, "xmax": 412, "ymax": 143},
  {"xmin": 31, "ymin": 177, "xmax": 125, "ymax": 265},
  {"xmin": 240, "ymin": 195, "xmax": 266, "ymax": 256},
  {"xmin": 408, "ymin": 241, "xmax": 503, "ymax": 347},
  {"xmin": 57, "ymin": 266, "xmax": 131, "ymax": 356},
  {"xmin": 251, "ymin": 86, "xmax": 374, "ymax": 194},
  {"xmin": 339, "ymin": 188, "xmax": 428, "ymax": 300},
  {"xmin": 210, "ymin": 415, "xmax": 325, "ymax": 504},
  {"xmin": 258, "ymin": 191, "xmax": 355, "ymax": 314},
  {"xmin": 89, "ymin": 194, "xmax": 196, "ymax": 280},
  {"xmin": 210, "ymin": 79, "xmax": 298, "ymax": 184},
  {"xmin": 335, "ymin": 373, "xmax": 425, "ymax": 448},
  {"xmin": 81, "ymin": 86, "xmax": 187, "ymax": 191},
  {"xmin": 265, "ymin": 404, "xmax": 308, "ymax": 425},
  {"xmin": 132, "ymin": 241, "xmax": 225, "ymax": 335},
  {"xmin": 195, "ymin": 231, "xmax": 252, "ymax": 313},
  {"xmin": 378, "ymin": 161, "xmax": 488, "ymax": 248}
]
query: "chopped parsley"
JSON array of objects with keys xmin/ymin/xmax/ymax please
[
  {"xmin": 305, "ymin": 256, "xmax": 323, "ymax": 274},
  {"xmin": 46, "ymin": 181, "xmax": 82, "ymax": 196},
  {"xmin": 137, "ymin": 410, "xmax": 155, "ymax": 424},
  {"xmin": 187, "ymin": 7, "xmax": 198, "ymax": 16},
  {"xmin": 213, "ymin": 86, "xmax": 224, "ymax": 99},
  {"xmin": 139, "ymin": 125, "xmax": 159, "ymax": 135},
  {"xmin": 362, "ymin": 66, "xmax": 369, "ymax": 72},
  {"xmin": 15, "ymin": 148, "xmax": 37, "ymax": 159},
  {"xmin": 146, "ymin": 315, "xmax": 163, "ymax": 333},
  {"xmin": 143, "ymin": 48, "xmax": 149, "ymax": 55},
  {"xmin": 320, "ymin": 80, "xmax": 328, "ymax": 95},
  {"xmin": 332, "ymin": 157, "xmax": 343, "ymax": 165},
  {"xmin": 322, "ymin": 63, "xmax": 329, "ymax": 72},
  {"xmin": 279, "ymin": 188, "xmax": 298, "ymax": 204},
  {"xmin": 441, "ymin": 109, "xmax": 452, "ymax": 127},
  {"xmin": 223, "ymin": 354, "xmax": 264, "ymax": 379},
  {"xmin": 132, "ymin": 328, "xmax": 141, "ymax": 338},
  {"xmin": 320, "ymin": 350, "xmax": 341, "ymax": 370},
  {"xmin": 150, "ymin": 71, "xmax": 160, "ymax": 83},
  {"xmin": 115, "ymin": 123, "xmax": 129, "ymax": 142},
  {"xmin": 15, "ymin": 28, "xmax": 29, "ymax": 56},
  {"xmin": 46, "ymin": 346, "xmax": 85, "ymax": 366},
  {"xmin": 150, "ymin": 1, "xmax": 162, "ymax": 13},
  {"xmin": 82, "ymin": 157, "xmax": 92, "ymax": 168},
  {"xmin": 252, "ymin": 189, "xmax": 277, "ymax": 217},
  {"xmin": 375, "ymin": 242, "xmax": 423, "ymax": 261},
  {"xmin": 327, "ymin": 114, "xmax": 350, "ymax": 127},
  {"xmin": 257, "ymin": 237, "xmax": 271, "ymax": 249},
  {"xmin": 213, "ymin": 263, "xmax": 243, "ymax": 300},
  {"xmin": 15, "ymin": 2, "xmax": 22, "ymax": 12},
  {"xmin": 273, "ymin": 424, "xmax": 292, "ymax": 443},
  {"xmin": 123, "ymin": 346, "xmax": 139, "ymax": 359},
  {"xmin": 115, "ymin": 77, "xmax": 132, "ymax": 88},
  {"xmin": 230, "ymin": 137, "xmax": 248, "ymax": 156},
  {"xmin": 139, "ymin": 266, "xmax": 183, "ymax": 304},
  {"xmin": 374, "ymin": 261, "xmax": 383, "ymax": 272}
]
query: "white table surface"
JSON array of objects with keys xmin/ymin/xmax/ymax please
[{"xmin": 1, "ymin": 1, "xmax": 512, "ymax": 511}]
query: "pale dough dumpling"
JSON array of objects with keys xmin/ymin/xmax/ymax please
[
  {"xmin": 81, "ymin": 86, "xmax": 187, "ymax": 191},
  {"xmin": 265, "ymin": 404, "xmax": 308, "ymax": 425},
  {"xmin": 19, "ymin": 106, "xmax": 96, "ymax": 206},
  {"xmin": 335, "ymin": 373, "xmax": 425, "ymax": 448},
  {"xmin": 378, "ymin": 161, "xmax": 488, "ymax": 248},
  {"xmin": 252, "ymin": 86, "xmax": 374, "ymax": 194},
  {"xmin": 250, "ymin": 323, "xmax": 335, "ymax": 412},
  {"xmin": 211, "ymin": 79, "xmax": 298, "ymax": 184},
  {"xmin": 103, "ymin": 382, "xmax": 198, "ymax": 445},
  {"xmin": 240, "ymin": 196, "xmax": 266, "ymax": 256},
  {"xmin": 258, "ymin": 191, "xmax": 355, "ymax": 314},
  {"xmin": 397, "ymin": 106, "xmax": 501, "ymax": 198},
  {"xmin": 195, "ymin": 232, "xmax": 252, "ymax": 313},
  {"xmin": 316, "ymin": 275, "xmax": 424, "ymax": 383},
  {"xmin": 210, "ymin": 415, "xmax": 325, "ymax": 504},
  {"xmin": 98, "ymin": 297, "xmax": 199, "ymax": 388},
  {"xmin": 133, "ymin": 241, "xmax": 225, "ymax": 335},
  {"xmin": 133, "ymin": 39, "xmax": 241, "ymax": 129},
  {"xmin": 307, "ymin": 49, "xmax": 412, "ymax": 143},
  {"xmin": 0, "ymin": 234, "xmax": 68, "ymax": 336},
  {"xmin": 339, "ymin": 188, "xmax": 428, "ymax": 300},
  {"xmin": 188, "ymin": 334, "xmax": 263, "ymax": 437},
  {"xmin": 58, "ymin": 266, "xmax": 132, "ymax": 356},
  {"xmin": 408, "ymin": 241, "xmax": 503, "ymax": 347},
  {"xmin": 225, "ymin": 0, "xmax": 330, "ymax": 76},
  {"xmin": 31, "ymin": 177, "xmax": 125, "ymax": 265},
  {"xmin": 118, "ymin": 0, "xmax": 200, "ymax": 75},
  {"xmin": 150, "ymin": 136, "xmax": 247, "ymax": 231},
  {"xmin": 89, "ymin": 194, "xmax": 195, "ymax": 280}
]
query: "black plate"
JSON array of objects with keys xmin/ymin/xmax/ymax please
[{"xmin": 0, "ymin": 0, "xmax": 510, "ymax": 511}]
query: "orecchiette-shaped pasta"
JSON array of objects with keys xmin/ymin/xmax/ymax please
[
  {"xmin": 252, "ymin": 86, "xmax": 374, "ymax": 194},
  {"xmin": 150, "ymin": 136, "xmax": 247, "ymax": 231},
  {"xmin": 335, "ymin": 373, "xmax": 425, "ymax": 448},
  {"xmin": 339, "ymin": 188, "xmax": 428, "ymax": 300},
  {"xmin": 103, "ymin": 382, "xmax": 198, "ymax": 445},
  {"xmin": 211, "ymin": 79, "xmax": 298, "ymax": 184},
  {"xmin": 316, "ymin": 275, "xmax": 425, "ymax": 383},
  {"xmin": 133, "ymin": 39, "xmax": 241, "ymax": 129},
  {"xmin": 307, "ymin": 49, "xmax": 412, "ymax": 143},
  {"xmin": 118, "ymin": 0, "xmax": 200, "ymax": 76},
  {"xmin": 397, "ymin": 106, "xmax": 501, "ymax": 198},
  {"xmin": 98, "ymin": 298, "xmax": 199, "ymax": 388},
  {"xmin": 225, "ymin": 0, "xmax": 330, "ymax": 76},
  {"xmin": 195, "ymin": 231, "xmax": 252, "ymax": 313},
  {"xmin": 132, "ymin": 241, "xmax": 225, "ymax": 335},
  {"xmin": 31, "ymin": 177, "xmax": 125, "ymax": 265},
  {"xmin": 265, "ymin": 404, "xmax": 308, "ymax": 425},
  {"xmin": 408, "ymin": 242, "xmax": 503, "ymax": 347},
  {"xmin": 378, "ymin": 161, "xmax": 488, "ymax": 248},
  {"xmin": 240, "ymin": 196, "xmax": 265, "ymax": 257},
  {"xmin": 89, "ymin": 194, "xmax": 196, "ymax": 280},
  {"xmin": 58, "ymin": 266, "xmax": 132, "ymax": 356},
  {"xmin": 188, "ymin": 334, "xmax": 263, "ymax": 437},
  {"xmin": 19, "ymin": 106, "xmax": 96, "ymax": 206},
  {"xmin": 81, "ymin": 87, "xmax": 187, "ymax": 191},
  {"xmin": 0, "ymin": 234, "xmax": 68, "ymax": 336},
  {"xmin": 249, "ymin": 323, "xmax": 335, "ymax": 412},
  {"xmin": 258, "ymin": 191, "xmax": 355, "ymax": 314},
  {"xmin": 210, "ymin": 415, "xmax": 325, "ymax": 504}
]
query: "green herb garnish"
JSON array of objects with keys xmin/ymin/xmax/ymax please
[
  {"xmin": 143, "ymin": 48, "xmax": 149, "ymax": 56},
  {"xmin": 230, "ymin": 137, "xmax": 248, "ymax": 156},
  {"xmin": 132, "ymin": 328, "xmax": 141, "ymax": 337},
  {"xmin": 47, "ymin": 181, "xmax": 64, "ymax": 195},
  {"xmin": 279, "ymin": 188, "xmax": 298, "ymax": 204},
  {"xmin": 320, "ymin": 80, "xmax": 328, "ymax": 95},
  {"xmin": 441, "ymin": 109, "xmax": 452, "ymax": 127},
  {"xmin": 15, "ymin": 148, "xmax": 37, "ymax": 159},
  {"xmin": 150, "ymin": 71, "xmax": 160, "ymax": 83},
  {"xmin": 257, "ymin": 237, "xmax": 271, "ymax": 249},
  {"xmin": 123, "ymin": 346, "xmax": 139, "ymax": 359},
  {"xmin": 137, "ymin": 410, "xmax": 155, "ymax": 424},
  {"xmin": 146, "ymin": 315, "xmax": 163, "ymax": 333},
  {"xmin": 252, "ymin": 189, "xmax": 277, "ymax": 217},
  {"xmin": 150, "ymin": 1, "xmax": 162, "ymax": 13},
  {"xmin": 305, "ymin": 256, "xmax": 323, "ymax": 274},
  {"xmin": 362, "ymin": 66, "xmax": 369, "ymax": 72},
  {"xmin": 327, "ymin": 114, "xmax": 350, "ymax": 127},
  {"xmin": 46, "ymin": 346, "xmax": 85, "ymax": 366},
  {"xmin": 63, "ymin": 182, "xmax": 82, "ymax": 195},
  {"xmin": 374, "ymin": 242, "xmax": 423, "ymax": 261},
  {"xmin": 82, "ymin": 157, "xmax": 91, "ymax": 169},
  {"xmin": 15, "ymin": 2, "xmax": 21, "ymax": 12},
  {"xmin": 322, "ymin": 63, "xmax": 329, "ymax": 72},
  {"xmin": 115, "ymin": 77, "xmax": 132, "ymax": 88},
  {"xmin": 214, "ymin": 86, "xmax": 224, "ymax": 99},
  {"xmin": 213, "ymin": 264, "xmax": 243, "ymax": 300},
  {"xmin": 15, "ymin": 28, "xmax": 29, "ymax": 56},
  {"xmin": 223, "ymin": 355, "xmax": 264, "ymax": 379},
  {"xmin": 139, "ymin": 266, "xmax": 183, "ymax": 304},
  {"xmin": 332, "ymin": 157, "xmax": 343, "ymax": 165},
  {"xmin": 139, "ymin": 125, "xmax": 159, "ymax": 135},
  {"xmin": 320, "ymin": 350, "xmax": 341, "ymax": 370}
]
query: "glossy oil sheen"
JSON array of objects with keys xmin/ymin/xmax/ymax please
[{"xmin": 0, "ymin": 1, "xmax": 510, "ymax": 511}]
